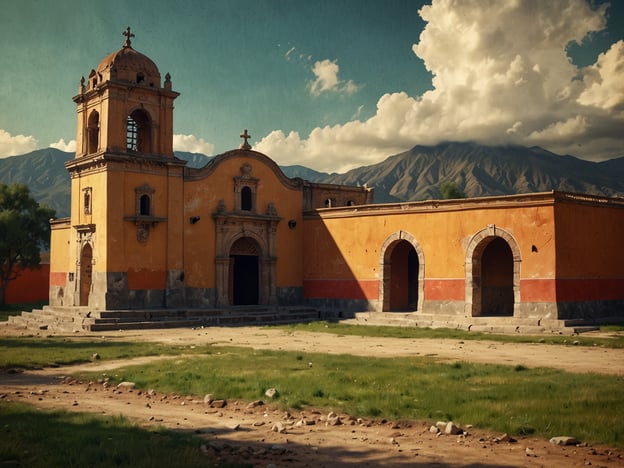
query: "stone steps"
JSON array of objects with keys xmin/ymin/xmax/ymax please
[
  {"xmin": 343, "ymin": 312, "xmax": 600, "ymax": 334},
  {"xmin": 7, "ymin": 306, "xmax": 320, "ymax": 332}
]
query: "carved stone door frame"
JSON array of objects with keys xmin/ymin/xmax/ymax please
[
  {"xmin": 213, "ymin": 212, "xmax": 280, "ymax": 307},
  {"xmin": 74, "ymin": 224, "xmax": 96, "ymax": 307}
]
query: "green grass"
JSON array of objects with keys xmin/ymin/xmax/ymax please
[
  {"xmin": 77, "ymin": 347, "xmax": 624, "ymax": 448},
  {"xmin": 276, "ymin": 321, "xmax": 624, "ymax": 348},
  {"xmin": 0, "ymin": 301, "xmax": 47, "ymax": 322},
  {"xmin": 0, "ymin": 401, "xmax": 247, "ymax": 468},
  {"xmin": 2, "ymin": 332, "xmax": 623, "ymax": 453},
  {"xmin": 0, "ymin": 336, "xmax": 212, "ymax": 370}
]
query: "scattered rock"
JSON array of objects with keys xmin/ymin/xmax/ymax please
[
  {"xmin": 272, "ymin": 422, "xmax": 287, "ymax": 433},
  {"xmin": 265, "ymin": 388, "xmax": 279, "ymax": 399},
  {"xmin": 247, "ymin": 399, "xmax": 264, "ymax": 408},
  {"xmin": 116, "ymin": 381, "xmax": 136, "ymax": 390},
  {"xmin": 210, "ymin": 399, "xmax": 227, "ymax": 408},
  {"xmin": 203, "ymin": 394, "xmax": 214, "ymax": 404},
  {"xmin": 525, "ymin": 447, "xmax": 537, "ymax": 457},
  {"xmin": 445, "ymin": 421, "xmax": 463, "ymax": 435},
  {"xmin": 550, "ymin": 436, "xmax": 580, "ymax": 446},
  {"xmin": 225, "ymin": 421, "xmax": 240, "ymax": 430},
  {"xmin": 91, "ymin": 353, "xmax": 100, "ymax": 361},
  {"xmin": 326, "ymin": 412, "xmax": 342, "ymax": 426},
  {"xmin": 429, "ymin": 425, "xmax": 440, "ymax": 434},
  {"xmin": 436, "ymin": 421, "xmax": 448, "ymax": 431}
]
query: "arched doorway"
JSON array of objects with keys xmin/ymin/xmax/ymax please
[
  {"xmin": 379, "ymin": 231, "xmax": 424, "ymax": 312},
  {"xmin": 229, "ymin": 237, "xmax": 260, "ymax": 305},
  {"xmin": 480, "ymin": 237, "xmax": 514, "ymax": 316},
  {"xmin": 79, "ymin": 243, "xmax": 93, "ymax": 306},
  {"xmin": 465, "ymin": 226, "xmax": 521, "ymax": 317}
]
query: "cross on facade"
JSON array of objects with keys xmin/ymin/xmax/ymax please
[
  {"xmin": 239, "ymin": 129, "xmax": 252, "ymax": 150},
  {"xmin": 122, "ymin": 27, "xmax": 135, "ymax": 47}
]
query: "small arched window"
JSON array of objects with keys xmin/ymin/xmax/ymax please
[
  {"xmin": 87, "ymin": 111, "xmax": 99, "ymax": 154},
  {"xmin": 324, "ymin": 198, "xmax": 333, "ymax": 208},
  {"xmin": 241, "ymin": 186, "xmax": 252, "ymax": 211},
  {"xmin": 140, "ymin": 194, "xmax": 151, "ymax": 216}
]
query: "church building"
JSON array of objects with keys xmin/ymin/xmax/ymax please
[{"xmin": 47, "ymin": 30, "xmax": 624, "ymax": 332}]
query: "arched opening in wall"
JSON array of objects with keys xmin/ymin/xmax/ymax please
[
  {"xmin": 241, "ymin": 186, "xmax": 252, "ymax": 211},
  {"xmin": 79, "ymin": 244, "xmax": 93, "ymax": 307},
  {"xmin": 126, "ymin": 109, "xmax": 151, "ymax": 153},
  {"xmin": 385, "ymin": 240, "xmax": 419, "ymax": 311},
  {"xmin": 229, "ymin": 237, "xmax": 260, "ymax": 305},
  {"xmin": 87, "ymin": 111, "xmax": 99, "ymax": 154},
  {"xmin": 477, "ymin": 237, "xmax": 514, "ymax": 316}
]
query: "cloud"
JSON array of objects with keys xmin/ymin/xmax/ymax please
[
  {"xmin": 578, "ymin": 41, "xmax": 624, "ymax": 110},
  {"xmin": 49, "ymin": 138, "xmax": 76, "ymax": 153},
  {"xmin": 0, "ymin": 129, "xmax": 38, "ymax": 158},
  {"xmin": 173, "ymin": 134, "xmax": 215, "ymax": 155},
  {"xmin": 309, "ymin": 59, "xmax": 361, "ymax": 96},
  {"xmin": 259, "ymin": 0, "xmax": 623, "ymax": 172}
]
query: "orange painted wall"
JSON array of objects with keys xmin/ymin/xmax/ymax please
[
  {"xmin": 553, "ymin": 199, "xmax": 624, "ymax": 301},
  {"xmin": 109, "ymin": 170, "xmax": 170, "ymax": 275},
  {"xmin": 303, "ymin": 196, "xmax": 558, "ymax": 302},
  {"xmin": 4, "ymin": 264, "xmax": 49, "ymax": 304},
  {"xmin": 183, "ymin": 153, "xmax": 304, "ymax": 289}
]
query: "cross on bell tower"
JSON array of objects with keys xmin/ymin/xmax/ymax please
[
  {"xmin": 239, "ymin": 129, "xmax": 252, "ymax": 150},
  {"xmin": 122, "ymin": 26, "xmax": 135, "ymax": 48}
]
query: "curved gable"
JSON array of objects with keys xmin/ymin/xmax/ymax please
[{"xmin": 184, "ymin": 149, "xmax": 302, "ymax": 190}]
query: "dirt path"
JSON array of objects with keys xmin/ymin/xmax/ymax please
[{"xmin": 2, "ymin": 324, "xmax": 623, "ymax": 467}]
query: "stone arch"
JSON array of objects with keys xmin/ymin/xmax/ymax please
[
  {"xmin": 378, "ymin": 231, "xmax": 425, "ymax": 312},
  {"xmin": 465, "ymin": 225, "xmax": 521, "ymax": 317}
]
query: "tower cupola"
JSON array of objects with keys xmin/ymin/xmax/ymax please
[{"xmin": 73, "ymin": 27, "xmax": 179, "ymax": 158}]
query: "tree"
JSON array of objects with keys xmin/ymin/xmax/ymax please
[
  {"xmin": 440, "ymin": 181, "xmax": 466, "ymax": 200},
  {"xmin": 0, "ymin": 184, "xmax": 55, "ymax": 306}
]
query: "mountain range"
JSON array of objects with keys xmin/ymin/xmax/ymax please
[{"xmin": 0, "ymin": 143, "xmax": 622, "ymax": 217}]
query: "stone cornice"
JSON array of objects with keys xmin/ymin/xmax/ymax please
[
  {"xmin": 73, "ymin": 79, "xmax": 179, "ymax": 104},
  {"xmin": 304, "ymin": 191, "xmax": 624, "ymax": 219},
  {"xmin": 65, "ymin": 151, "xmax": 187, "ymax": 175}
]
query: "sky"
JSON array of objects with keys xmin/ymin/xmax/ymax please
[{"xmin": 0, "ymin": 0, "xmax": 623, "ymax": 173}]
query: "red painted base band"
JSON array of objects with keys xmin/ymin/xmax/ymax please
[
  {"xmin": 49, "ymin": 271, "xmax": 66, "ymax": 287},
  {"xmin": 424, "ymin": 279, "xmax": 464, "ymax": 301},
  {"xmin": 127, "ymin": 269, "xmax": 166, "ymax": 290}
]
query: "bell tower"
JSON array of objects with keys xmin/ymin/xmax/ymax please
[
  {"xmin": 60, "ymin": 28, "xmax": 186, "ymax": 310},
  {"xmin": 73, "ymin": 27, "xmax": 178, "ymax": 158}
]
